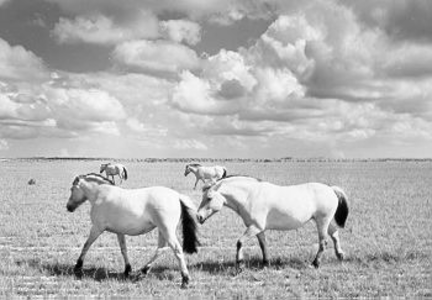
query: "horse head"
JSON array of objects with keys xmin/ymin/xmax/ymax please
[
  {"xmin": 100, "ymin": 163, "xmax": 109, "ymax": 173},
  {"xmin": 66, "ymin": 176, "xmax": 87, "ymax": 212},
  {"xmin": 197, "ymin": 182, "xmax": 225, "ymax": 224}
]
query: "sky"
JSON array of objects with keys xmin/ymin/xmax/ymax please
[{"xmin": 1, "ymin": 0, "xmax": 432, "ymax": 159}]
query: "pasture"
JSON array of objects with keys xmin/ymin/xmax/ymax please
[{"xmin": 0, "ymin": 159, "xmax": 430, "ymax": 298}]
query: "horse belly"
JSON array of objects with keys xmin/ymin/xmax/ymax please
[{"xmin": 265, "ymin": 209, "xmax": 308, "ymax": 230}]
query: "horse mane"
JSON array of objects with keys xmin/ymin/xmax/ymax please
[
  {"xmin": 202, "ymin": 174, "xmax": 262, "ymax": 193},
  {"xmin": 220, "ymin": 174, "xmax": 262, "ymax": 182},
  {"xmin": 187, "ymin": 163, "xmax": 202, "ymax": 167},
  {"xmin": 74, "ymin": 173, "xmax": 115, "ymax": 186}
]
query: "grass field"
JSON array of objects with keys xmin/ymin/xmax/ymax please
[{"xmin": 0, "ymin": 159, "xmax": 431, "ymax": 298}]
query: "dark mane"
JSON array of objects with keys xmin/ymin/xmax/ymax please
[
  {"xmin": 202, "ymin": 174, "xmax": 262, "ymax": 193},
  {"xmin": 187, "ymin": 163, "xmax": 202, "ymax": 167},
  {"xmin": 219, "ymin": 174, "xmax": 262, "ymax": 182},
  {"xmin": 73, "ymin": 173, "xmax": 115, "ymax": 185}
]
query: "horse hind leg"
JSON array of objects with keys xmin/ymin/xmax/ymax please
[
  {"xmin": 328, "ymin": 223, "xmax": 345, "ymax": 261},
  {"xmin": 257, "ymin": 232, "xmax": 269, "ymax": 267},
  {"xmin": 140, "ymin": 232, "xmax": 167, "ymax": 276},
  {"xmin": 117, "ymin": 234, "xmax": 131, "ymax": 277},
  {"xmin": 312, "ymin": 216, "xmax": 332, "ymax": 268}
]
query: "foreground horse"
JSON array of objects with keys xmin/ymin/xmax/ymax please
[
  {"xmin": 100, "ymin": 163, "xmax": 128, "ymax": 185},
  {"xmin": 197, "ymin": 176, "xmax": 349, "ymax": 270},
  {"xmin": 66, "ymin": 173, "xmax": 200, "ymax": 288},
  {"xmin": 184, "ymin": 163, "xmax": 227, "ymax": 189}
]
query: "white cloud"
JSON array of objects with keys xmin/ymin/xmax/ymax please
[
  {"xmin": 113, "ymin": 40, "xmax": 200, "ymax": 74},
  {"xmin": 52, "ymin": 11, "xmax": 159, "ymax": 45},
  {"xmin": 160, "ymin": 19, "xmax": 201, "ymax": 45},
  {"xmin": 0, "ymin": 38, "xmax": 48, "ymax": 81},
  {"xmin": 174, "ymin": 139, "xmax": 208, "ymax": 150}
]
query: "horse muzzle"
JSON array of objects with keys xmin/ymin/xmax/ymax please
[
  {"xmin": 197, "ymin": 214, "xmax": 206, "ymax": 224},
  {"xmin": 66, "ymin": 203, "xmax": 75, "ymax": 212}
]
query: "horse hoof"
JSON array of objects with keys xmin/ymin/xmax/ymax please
[
  {"xmin": 73, "ymin": 267, "xmax": 83, "ymax": 278},
  {"xmin": 141, "ymin": 266, "xmax": 150, "ymax": 275},
  {"xmin": 311, "ymin": 260, "xmax": 320, "ymax": 269},
  {"xmin": 337, "ymin": 252, "xmax": 345, "ymax": 261},
  {"xmin": 181, "ymin": 276, "xmax": 190, "ymax": 289},
  {"xmin": 262, "ymin": 260, "xmax": 270, "ymax": 268},
  {"xmin": 124, "ymin": 264, "xmax": 132, "ymax": 278}
]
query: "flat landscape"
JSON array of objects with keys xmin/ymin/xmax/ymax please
[{"xmin": 0, "ymin": 159, "xmax": 430, "ymax": 298}]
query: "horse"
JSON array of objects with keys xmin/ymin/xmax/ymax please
[
  {"xmin": 66, "ymin": 173, "xmax": 200, "ymax": 288},
  {"xmin": 100, "ymin": 163, "xmax": 128, "ymax": 185},
  {"xmin": 197, "ymin": 176, "xmax": 349, "ymax": 271},
  {"xmin": 184, "ymin": 163, "xmax": 227, "ymax": 190}
]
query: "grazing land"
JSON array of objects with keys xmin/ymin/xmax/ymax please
[{"xmin": 0, "ymin": 159, "xmax": 431, "ymax": 298}]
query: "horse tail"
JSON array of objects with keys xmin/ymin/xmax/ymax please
[
  {"xmin": 122, "ymin": 167, "xmax": 128, "ymax": 180},
  {"xmin": 331, "ymin": 186, "xmax": 349, "ymax": 228},
  {"xmin": 179, "ymin": 196, "xmax": 200, "ymax": 254},
  {"xmin": 221, "ymin": 167, "xmax": 227, "ymax": 179}
]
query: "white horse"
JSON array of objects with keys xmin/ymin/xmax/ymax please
[
  {"xmin": 66, "ymin": 173, "xmax": 200, "ymax": 288},
  {"xmin": 197, "ymin": 176, "xmax": 349, "ymax": 271},
  {"xmin": 184, "ymin": 163, "xmax": 227, "ymax": 190},
  {"xmin": 100, "ymin": 163, "xmax": 128, "ymax": 185}
]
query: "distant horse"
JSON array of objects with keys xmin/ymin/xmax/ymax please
[
  {"xmin": 184, "ymin": 163, "xmax": 227, "ymax": 189},
  {"xmin": 100, "ymin": 163, "xmax": 128, "ymax": 185},
  {"xmin": 66, "ymin": 173, "xmax": 200, "ymax": 288},
  {"xmin": 197, "ymin": 176, "xmax": 349, "ymax": 271}
]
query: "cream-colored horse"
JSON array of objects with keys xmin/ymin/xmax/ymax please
[
  {"xmin": 66, "ymin": 173, "xmax": 200, "ymax": 288},
  {"xmin": 184, "ymin": 163, "xmax": 227, "ymax": 189},
  {"xmin": 100, "ymin": 163, "xmax": 128, "ymax": 185},
  {"xmin": 197, "ymin": 176, "xmax": 349, "ymax": 271}
]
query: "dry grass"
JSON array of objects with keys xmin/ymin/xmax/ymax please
[{"xmin": 0, "ymin": 160, "xmax": 431, "ymax": 298}]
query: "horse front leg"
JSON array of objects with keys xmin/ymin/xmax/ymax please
[
  {"xmin": 117, "ymin": 234, "xmax": 131, "ymax": 277},
  {"xmin": 236, "ymin": 225, "xmax": 262, "ymax": 273},
  {"xmin": 193, "ymin": 178, "xmax": 199, "ymax": 190},
  {"xmin": 74, "ymin": 225, "xmax": 103, "ymax": 278}
]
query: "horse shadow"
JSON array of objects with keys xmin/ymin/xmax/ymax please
[
  {"xmin": 18, "ymin": 258, "xmax": 176, "ymax": 282},
  {"xmin": 190, "ymin": 256, "xmax": 308, "ymax": 275}
]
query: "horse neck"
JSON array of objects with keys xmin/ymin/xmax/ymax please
[
  {"xmin": 79, "ymin": 180, "xmax": 102, "ymax": 204},
  {"xmin": 218, "ymin": 182, "xmax": 250, "ymax": 213}
]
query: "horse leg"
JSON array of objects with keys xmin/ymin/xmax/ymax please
[
  {"xmin": 163, "ymin": 230, "xmax": 190, "ymax": 288},
  {"xmin": 140, "ymin": 232, "xmax": 167, "ymax": 275},
  {"xmin": 74, "ymin": 225, "xmax": 103, "ymax": 277},
  {"xmin": 236, "ymin": 225, "xmax": 262, "ymax": 273},
  {"xmin": 193, "ymin": 178, "xmax": 199, "ymax": 190},
  {"xmin": 312, "ymin": 217, "xmax": 331, "ymax": 268},
  {"xmin": 117, "ymin": 234, "xmax": 131, "ymax": 277},
  {"xmin": 257, "ymin": 232, "xmax": 269, "ymax": 266},
  {"xmin": 328, "ymin": 223, "xmax": 345, "ymax": 261}
]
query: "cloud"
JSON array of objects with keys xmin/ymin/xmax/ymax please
[
  {"xmin": 0, "ymin": 38, "xmax": 48, "ymax": 82},
  {"xmin": 52, "ymin": 11, "xmax": 159, "ymax": 45},
  {"xmin": 160, "ymin": 19, "xmax": 201, "ymax": 45},
  {"xmin": 113, "ymin": 40, "xmax": 200, "ymax": 74}
]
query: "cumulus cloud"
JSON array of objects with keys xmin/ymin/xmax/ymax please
[
  {"xmin": 160, "ymin": 19, "xmax": 201, "ymax": 45},
  {"xmin": 52, "ymin": 11, "xmax": 159, "ymax": 45},
  {"xmin": 113, "ymin": 40, "xmax": 200, "ymax": 74},
  {"xmin": 0, "ymin": 38, "xmax": 48, "ymax": 82}
]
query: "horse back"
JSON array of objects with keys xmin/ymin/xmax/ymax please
[{"xmin": 252, "ymin": 182, "xmax": 338, "ymax": 230}]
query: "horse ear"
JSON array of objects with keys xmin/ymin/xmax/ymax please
[{"xmin": 72, "ymin": 176, "xmax": 80, "ymax": 185}]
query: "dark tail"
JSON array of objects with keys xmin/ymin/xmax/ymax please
[
  {"xmin": 180, "ymin": 201, "xmax": 200, "ymax": 254},
  {"xmin": 222, "ymin": 167, "xmax": 227, "ymax": 178},
  {"xmin": 332, "ymin": 186, "xmax": 349, "ymax": 228},
  {"xmin": 123, "ymin": 168, "xmax": 128, "ymax": 180}
]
